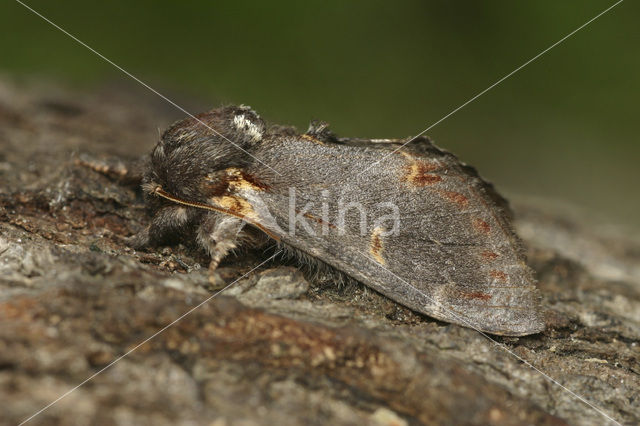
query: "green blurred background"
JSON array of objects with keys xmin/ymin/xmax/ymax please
[{"xmin": 1, "ymin": 1, "xmax": 638, "ymax": 230}]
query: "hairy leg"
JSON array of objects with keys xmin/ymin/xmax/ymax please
[{"xmin": 197, "ymin": 212, "xmax": 246, "ymax": 280}]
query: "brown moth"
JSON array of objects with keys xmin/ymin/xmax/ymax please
[{"xmin": 124, "ymin": 105, "xmax": 544, "ymax": 336}]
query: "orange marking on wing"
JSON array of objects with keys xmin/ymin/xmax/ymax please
[
  {"xmin": 489, "ymin": 270, "xmax": 508, "ymax": 282},
  {"xmin": 401, "ymin": 153, "xmax": 443, "ymax": 186},
  {"xmin": 370, "ymin": 227, "xmax": 385, "ymax": 265},
  {"xmin": 472, "ymin": 218, "xmax": 491, "ymax": 234},
  {"xmin": 202, "ymin": 168, "xmax": 270, "ymax": 197},
  {"xmin": 481, "ymin": 250, "xmax": 499, "ymax": 261},
  {"xmin": 440, "ymin": 191, "xmax": 469, "ymax": 208},
  {"xmin": 460, "ymin": 291, "xmax": 492, "ymax": 301},
  {"xmin": 216, "ymin": 195, "xmax": 253, "ymax": 217},
  {"xmin": 405, "ymin": 163, "xmax": 442, "ymax": 186},
  {"xmin": 414, "ymin": 173, "xmax": 443, "ymax": 185},
  {"xmin": 225, "ymin": 168, "xmax": 270, "ymax": 191}
]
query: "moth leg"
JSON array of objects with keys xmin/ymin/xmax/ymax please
[
  {"xmin": 197, "ymin": 213, "xmax": 246, "ymax": 281},
  {"xmin": 305, "ymin": 120, "xmax": 339, "ymax": 143},
  {"xmin": 76, "ymin": 153, "xmax": 149, "ymax": 185},
  {"xmin": 306, "ymin": 121, "xmax": 418, "ymax": 145},
  {"xmin": 128, "ymin": 205, "xmax": 194, "ymax": 249}
]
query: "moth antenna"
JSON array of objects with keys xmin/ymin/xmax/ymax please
[{"xmin": 151, "ymin": 185, "xmax": 281, "ymax": 241}]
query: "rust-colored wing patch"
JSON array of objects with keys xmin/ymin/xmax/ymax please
[
  {"xmin": 439, "ymin": 190, "xmax": 469, "ymax": 208},
  {"xmin": 202, "ymin": 167, "xmax": 270, "ymax": 197},
  {"xmin": 472, "ymin": 218, "xmax": 491, "ymax": 234},
  {"xmin": 370, "ymin": 227, "xmax": 386, "ymax": 265},
  {"xmin": 400, "ymin": 151, "xmax": 443, "ymax": 186}
]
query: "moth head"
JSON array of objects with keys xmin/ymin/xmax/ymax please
[{"xmin": 143, "ymin": 105, "xmax": 266, "ymax": 202}]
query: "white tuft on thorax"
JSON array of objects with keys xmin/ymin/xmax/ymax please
[{"xmin": 233, "ymin": 114, "xmax": 263, "ymax": 142}]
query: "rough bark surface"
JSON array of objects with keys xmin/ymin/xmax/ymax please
[{"xmin": 0, "ymin": 79, "xmax": 638, "ymax": 426}]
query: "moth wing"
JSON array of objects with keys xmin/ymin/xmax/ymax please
[
  {"xmin": 334, "ymin": 135, "xmax": 513, "ymax": 216},
  {"xmin": 238, "ymin": 135, "xmax": 544, "ymax": 336}
]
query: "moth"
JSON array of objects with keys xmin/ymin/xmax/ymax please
[{"xmin": 106, "ymin": 105, "xmax": 544, "ymax": 336}]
